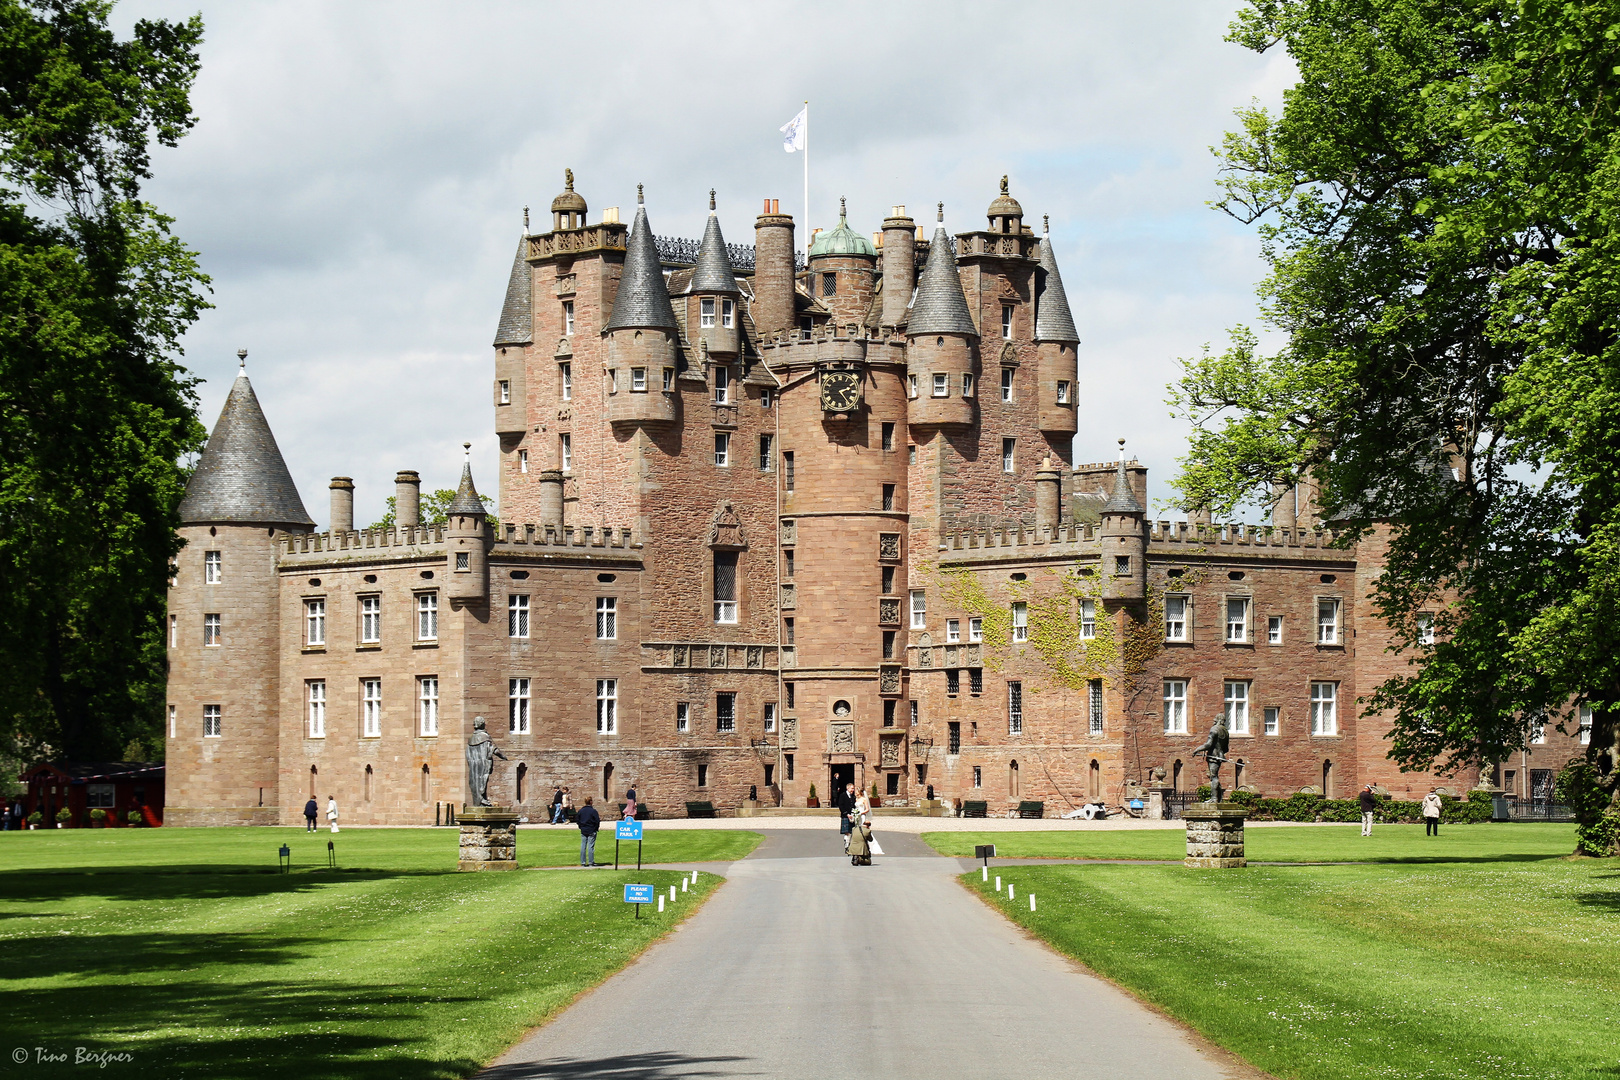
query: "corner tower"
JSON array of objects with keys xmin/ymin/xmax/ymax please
[
  {"xmin": 907, "ymin": 204, "xmax": 979, "ymax": 429},
  {"xmin": 603, "ymin": 187, "xmax": 679, "ymax": 428},
  {"xmin": 1100, "ymin": 440, "xmax": 1146, "ymax": 602},
  {"xmin": 1033, "ymin": 217, "xmax": 1080, "ymax": 436},
  {"xmin": 807, "ymin": 197, "xmax": 876, "ymax": 329},
  {"xmin": 445, "ymin": 447, "xmax": 490, "ymax": 606}
]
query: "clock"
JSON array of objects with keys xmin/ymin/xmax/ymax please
[{"xmin": 820, "ymin": 369, "xmax": 862, "ymax": 413}]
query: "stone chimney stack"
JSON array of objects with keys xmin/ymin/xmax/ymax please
[
  {"xmin": 537, "ymin": 469, "xmax": 564, "ymax": 531},
  {"xmin": 329, "ymin": 477, "xmax": 354, "ymax": 533},
  {"xmin": 395, "ymin": 471, "xmax": 421, "ymax": 529},
  {"xmin": 1034, "ymin": 457, "xmax": 1062, "ymax": 534},
  {"xmin": 753, "ymin": 200, "xmax": 796, "ymax": 341},
  {"xmin": 880, "ymin": 205, "xmax": 916, "ymax": 327},
  {"xmin": 1270, "ymin": 481, "xmax": 1296, "ymax": 529}
]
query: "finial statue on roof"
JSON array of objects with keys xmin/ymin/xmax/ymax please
[
  {"xmin": 937, "ymin": 201, "xmax": 944, "ymax": 222},
  {"xmin": 523, "ymin": 205, "xmax": 530, "ymax": 233},
  {"xmin": 236, "ymin": 348, "xmax": 247, "ymax": 370},
  {"xmin": 565, "ymin": 167, "xmax": 574, "ymax": 191},
  {"xmin": 464, "ymin": 441, "xmax": 471, "ymax": 458},
  {"xmin": 637, "ymin": 183, "xmax": 644, "ymax": 205},
  {"xmin": 1043, "ymin": 214, "xmax": 1049, "ymax": 235},
  {"xmin": 839, "ymin": 195, "xmax": 847, "ymax": 220},
  {"xmin": 1000, "ymin": 175, "xmax": 1009, "ymax": 196},
  {"xmin": 1118, "ymin": 437, "xmax": 1127, "ymax": 460},
  {"xmin": 709, "ymin": 188, "xmax": 716, "ymax": 211}
]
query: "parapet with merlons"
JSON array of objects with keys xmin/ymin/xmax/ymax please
[
  {"xmin": 278, "ymin": 522, "xmax": 641, "ymax": 566},
  {"xmin": 936, "ymin": 519, "xmax": 1354, "ymax": 567}
]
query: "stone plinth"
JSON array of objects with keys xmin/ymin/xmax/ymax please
[
  {"xmin": 458, "ymin": 805, "xmax": 519, "ymax": 871},
  {"xmin": 1183, "ymin": 804, "xmax": 1247, "ymax": 868}
]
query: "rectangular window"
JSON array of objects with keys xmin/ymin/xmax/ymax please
[
  {"xmin": 204, "ymin": 550, "xmax": 221, "ymax": 584},
  {"xmin": 1056, "ymin": 380, "xmax": 1070, "ymax": 404},
  {"xmin": 676, "ymin": 701, "xmax": 690, "ymax": 733},
  {"xmin": 722, "ymin": 299, "xmax": 735, "ymax": 328},
  {"xmin": 910, "ymin": 590, "xmax": 926, "ymax": 629},
  {"xmin": 1530, "ymin": 714, "xmax": 1547, "ymax": 744},
  {"xmin": 783, "ymin": 451, "xmax": 795, "ymax": 491},
  {"xmin": 700, "ymin": 297, "xmax": 716, "ymax": 328},
  {"xmin": 564, "ymin": 300, "xmax": 575, "ymax": 335},
  {"xmin": 1080, "ymin": 599, "xmax": 1096, "ymax": 639},
  {"xmin": 1226, "ymin": 597, "xmax": 1249, "ymax": 642},
  {"xmin": 881, "ymin": 422, "xmax": 895, "ymax": 451},
  {"xmin": 882, "ymin": 629, "xmax": 895, "ymax": 659},
  {"xmin": 909, "ymin": 444, "xmax": 916, "ymax": 465},
  {"xmin": 169, "ymin": 614, "xmax": 177, "ymax": 648},
  {"xmin": 509, "ymin": 678, "xmax": 530, "ymax": 734},
  {"xmin": 1417, "ymin": 612, "xmax": 1435, "ymax": 645},
  {"xmin": 785, "ymin": 618, "xmax": 796, "ymax": 644},
  {"xmin": 203, "ymin": 704, "xmax": 221, "ymax": 738},
  {"xmin": 714, "ymin": 432, "xmax": 730, "ymax": 467},
  {"xmin": 1089, "ymin": 679, "xmax": 1104, "ymax": 735},
  {"xmin": 1580, "ymin": 704, "xmax": 1593, "ymax": 746},
  {"xmin": 969, "ymin": 668, "xmax": 983, "ymax": 694},
  {"xmin": 785, "ymin": 753, "xmax": 794, "ymax": 780},
  {"xmin": 786, "ymin": 550, "xmax": 796, "ymax": 579},
  {"xmin": 307, "ymin": 681, "xmax": 326, "ymax": 738},
  {"xmin": 946, "ymin": 668, "xmax": 960, "ymax": 695},
  {"xmin": 663, "ymin": 367, "xmax": 674, "ymax": 391},
  {"xmin": 608, "ymin": 368, "xmax": 617, "ymax": 394},
  {"xmin": 948, "ymin": 721, "xmax": 962, "ymax": 754},
  {"xmin": 1000, "ymin": 368, "xmax": 1014, "ymax": 402},
  {"xmin": 785, "ymin": 682, "xmax": 795, "ymax": 709},
  {"xmin": 882, "ymin": 483, "xmax": 895, "ymax": 511},
  {"xmin": 417, "ymin": 593, "xmax": 437, "ymax": 640},
  {"xmin": 800, "ymin": 316, "xmax": 812, "ymax": 341},
  {"xmin": 560, "ymin": 432, "xmax": 572, "ymax": 472},
  {"xmin": 907, "ymin": 374, "xmax": 918, "ymax": 398},
  {"xmin": 932, "ymin": 372, "xmax": 948, "ymax": 397},
  {"xmin": 419, "ymin": 677, "xmax": 439, "ymax": 736},
  {"xmin": 962, "ymin": 372, "xmax": 975, "ymax": 397},
  {"xmin": 716, "ymin": 692, "xmax": 736, "ymax": 732},
  {"xmin": 168, "ymin": 704, "xmax": 176, "ymax": 738},
  {"xmin": 1001, "ymin": 304, "xmax": 1013, "ymax": 339},
  {"xmin": 969, "ymin": 616, "xmax": 983, "ymax": 642},
  {"xmin": 714, "ymin": 551, "xmax": 739, "ymax": 624},
  {"xmin": 1165, "ymin": 596, "xmax": 1188, "ymax": 641},
  {"xmin": 1011, "ymin": 601, "xmax": 1028, "ymax": 642},
  {"xmin": 883, "ymin": 699, "xmax": 896, "ymax": 727},
  {"xmin": 761, "ymin": 387, "xmax": 772, "ymax": 408},
  {"xmin": 1317, "ymin": 599, "xmax": 1341, "ymax": 644},
  {"xmin": 1008, "ymin": 681, "xmax": 1023, "ymax": 735},
  {"xmin": 713, "ymin": 365, "xmax": 730, "ymax": 404},
  {"xmin": 759, "ymin": 434, "xmax": 773, "ymax": 471},
  {"xmin": 561, "ymin": 361, "xmax": 572, "ymax": 400},
  {"xmin": 1224, "ymin": 680, "xmax": 1250, "ymax": 734},
  {"xmin": 822, "ymin": 271, "xmax": 837, "ymax": 296},
  {"xmin": 596, "ymin": 596, "xmax": 617, "ymax": 639},
  {"xmin": 1163, "ymin": 680, "xmax": 1187, "ymax": 733},
  {"xmin": 972, "ymin": 765, "xmax": 982, "ymax": 789},
  {"xmin": 880, "ymin": 564, "xmax": 896, "ymax": 594},
  {"xmin": 456, "ymin": 551, "xmax": 470, "ymax": 571},
  {"xmin": 1310, "ymin": 682, "xmax": 1337, "ymax": 735},
  {"xmin": 596, "ymin": 679, "xmax": 617, "ymax": 733},
  {"xmin": 359, "ymin": 595, "xmax": 381, "ymax": 644},
  {"xmin": 306, "ymin": 599, "xmax": 325, "ymax": 645},
  {"xmin": 499, "ymin": 379, "xmax": 511, "ymax": 404},
  {"xmin": 362, "ymin": 679, "xmax": 381, "ymax": 738},
  {"xmin": 697, "ymin": 763, "xmax": 709, "ymax": 787},
  {"xmin": 910, "ymin": 700, "xmax": 919, "ymax": 724},
  {"xmin": 1114, "ymin": 554, "xmax": 1131, "ymax": 576},
  {"xmin": 509, "ymin": 594, "xmax": 530, "ymax": 638},
  {"xmin": 85, "ymin": 783, "xmax": 115, "ymax": 809},
  {"xmin": 204, "ymin": 613, "xmax": 221, "ymax": 647},
  {"xmin": 1002, "ymin": 438, "xmax": 1015, "ymax": 473},
  {"xmin": 519, "ymin": 449, "xmax": 529, "ymax": 473},
  {"xmin": 1268, "ymin": 615, "xmax": 1283, "ymax": 644},
  {"xmin": 946, "ymin": 619, "xmax": 960, "ymax": 643},
  {"xmin": 1264, "ymin": 706, "xmax": 1280, "ymax": 736},
  {"xmin": 631, "ymin": 367, "xmax": 646, "ymax": 391},
  {"xmin": 764, "ymin": 702, "xmax": 776, "ymax": 732}
]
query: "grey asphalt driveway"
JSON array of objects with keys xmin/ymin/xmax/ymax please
[{"xmin": 481, "ymin": 827, "xmax": 1246, "ymax": 1080}]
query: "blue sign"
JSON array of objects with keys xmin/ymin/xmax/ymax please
[
  {"xmin": 1129, "ymin": 799, "xmax": 1145, "ymax": 810},
  {"xmin": 623, "ymin": 883, "xmax": 655, "ymax": 905},
  {"xmin": 616, "ymin": 819, "xmax": 643, "ymax": 841}
]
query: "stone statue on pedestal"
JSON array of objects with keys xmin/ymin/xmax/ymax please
[
  {"xmin": 465, "ymin": 716, "xmax": 508, "ymax": 807},
  {"xmin": 1192, "ymin": 716, "xmax": 1230, "ymax": 804}
]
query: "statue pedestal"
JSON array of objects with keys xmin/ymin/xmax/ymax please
[
  {"xmin": 1183, "ymin": 804, "xmax": 1247, "ymax": 868},
  {"xmin": 458, "ymin": 805, "xmax": 519, "ymax": 871}
]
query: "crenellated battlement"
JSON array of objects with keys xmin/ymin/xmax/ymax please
[
  {"xmin": 936, "ymin": 519, "xmax": 1355, "ymax": 563},
  {"xmin": 278, "ymin": 522, "xmax": 639, "ymax": 561}
]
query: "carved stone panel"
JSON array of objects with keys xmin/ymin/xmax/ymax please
[
  {"xmin": 781, "ymin": 646, "xmax": 796, "ymax": 668},
  {"xmin": 709, "ymin": 645, "xmax": 727, "ymax": 668},
  {"xmin": 966, "ymin": 644, "xmax": 982, "ymax": 666},
  {"xmin": 781, "ymin": 519, "xmax": 796, "ymax": 545},
  {"xmin": 945, "ymin": 645, "xmax": 959, "ymax": 667},
  {"xmin": 673, "ymin": 644, "xmax": 688, "ymax": 667},
  {"xmin": 747, "ymin": 645, "xmax": 762, "ymax": 668},
  {"xmin": 880, "ymin": 736, "xmax": 902, "ymax": 768},
  {"xmin": 878, "ymin": 597, "xmax": 900, "ymax": 625},
  {"xmin": 780, "ymin": 583, "xmax": 796, "ymax": 609},
  {"xmin": 830, "ymin": 723, "xmax": 856, "ymax": 753},
  {"xmin": 879, "ymin": 665, "xmax": 901, "ymax": 695},
  {"xmin": 878, "ymin": 533, "xmax": 901, "ymax": 561},
  {"xmin": 781, "ymin": 716, "xmax": 798, "ymax": 749},
  {"xmin": 916, "ymin": 646, "xmax": 934, "ymax": 668}
]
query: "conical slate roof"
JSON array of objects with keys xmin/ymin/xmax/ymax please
[
  {"xmin": 1103, "ymin": 454, "xmax": 1143, "ymax": 515},
  {"xmin": 447, "ymin": 459, "xmax": 487, "ymax": 517},
  {"xmin": 604, "ymin": 196, "xmax": 678, "ymax": 331},
  {"xmin": 492, "ymin": 235, "xmax": 533, "ymax": 347},
  {"xmin": 908, "ymin": 225, "xmax": 977, "ymax": 337},
  {"xmin": 179, "ymin": 371, "xmax": 314, "ymax": 528},
  {"xmin": 1034, "ymin": 233, "xmax": 1079, "ymax": 343},
  {"xmin": 688, "ymin": 202, "xmax": 740, "ymax": 295}
]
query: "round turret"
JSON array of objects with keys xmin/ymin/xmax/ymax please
[
  {"xmin": 808, "ymin": 197, "xmax": 877, "ymax": 328},
  {"xmin": 551, "ymin": 168, "xmax": 588, "ymax": 230}
]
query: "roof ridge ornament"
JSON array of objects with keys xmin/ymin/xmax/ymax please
[
  {"xmin": 709, "ymin": 188, "xmax": 716, "ymax": 212},
  {"xmin": 1043, "ymin": 214, "xmax": 1049, "ymax": 235},
  {"xmin": 237, "ymin": 348, "xmax": 247, "ymax": 371},
  {"xmin": 937, "ymin": 201, "xmax": 944, "ymax": 223},
  {"xmin": 637, "ymin": 183, "xmax": 644, "ymax": 205},
  {"xmin": 1000, "ymin": 175, "xmax": 1009, "ymax": 196},
  {"xmin": 565, "ymin": 167, "xmax": 574, "ymax": 192},
  {"xmin": 523, "ymin": 205, "xmax": 530, "ymax": 234}
]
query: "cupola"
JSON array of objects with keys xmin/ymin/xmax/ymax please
[
  {"xmin": 551, "ymin": 167, "xmax": 588, "ymax": 230},
  {"xmin": 986, "ymin": 175, "xmax": 1024, "ymax": 234}
]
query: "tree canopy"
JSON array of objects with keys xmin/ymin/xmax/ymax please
[
  {"xmin": 0, "ymin": 1, "xmax": 208, "ymax": 761},
  {"xmin": 1170, "ymin": 0, "xmax": 1620, "ymax": 815},
  {"xmin": 369, "ymin": 489, "xmax": 496, "ymax": 531}
]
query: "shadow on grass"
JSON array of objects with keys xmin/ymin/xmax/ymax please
[
  {"xmin": 480, "ymin": 1052, "xmax": 757, "ymax": 1079},
  {"xmin": 0, "ymin": 930, "xmax": 322, "ymax": 978},
  {"xmin": 0, "ymin": 865, "xmax": 435, "ymax": 903}
]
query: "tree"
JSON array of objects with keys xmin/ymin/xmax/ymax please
[
  {"xmin": 0, "ymin": 2, "xmax": 208, "ymax": 761},
  {"xmin": 369, "ymin": 489, "xmax": 495, "ymax": 530},
  {"xmin": 1170, "ymin": 1, "xmax": 1620, "ymax": 810}
]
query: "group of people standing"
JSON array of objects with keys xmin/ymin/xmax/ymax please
[
  {"xmin": 1359, "ymin": 784, "xmax": 1447, "ymax": 837},
  {"xmin": 833, "ymin": 782, "xmax": 875, "ymax": 865}
]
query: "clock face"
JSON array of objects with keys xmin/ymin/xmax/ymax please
[{"xmin": 821, "ymin": 370, "xmax": 861, "ymax": 413}]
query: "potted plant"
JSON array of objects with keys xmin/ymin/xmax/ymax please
[
  {"xmin": 127, "ymin": 809, "xmax": 145, "ymax": 827},
  {"xmin": 806, "ymin": 783, "xmax": 819, "ymax": 808},
  {"xmin": 870, "ymin": 781, "xmax": 882, "ymax": 808},
  {"xmin": 89, "ymin": 808, "xmax": 106, "ymax": 828},
  {"xmin": 55, "ymin": 807, "xmax": 71, "ymax": 829},
  {"xmin": 27, "ymin": 811, "xmax": 41, "ymax": 830}
]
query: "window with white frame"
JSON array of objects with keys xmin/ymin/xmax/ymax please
[
  {"xmin": 509, "ymin": 678, "xmax": 530, "ymax": 734},
  {"xmin": 362, "ymin": 679, "xmax": 382, "ymax": 737},
  {"xmin": 204, "ymin": 613, "xmax": 221, "ymax": 647},
  {"xmin": 663, "ymin": 367, "xmax": 674, "ymax": 391},
  {"xmin": 713, "ymin": 551, "xmax": 739, "ymax": 623},
  {"xmin": 946, "ymin": 619, "xmax": 960, "ymax": 643},
  {"xmin": 1002, "ymin": 438, "xmax": 1015, "ymax": 473},
  {"xmin": 932, "ymin": 372, "xmax": 948, "ymax": 397},
  {"xmin": 519, "ymin": 449, "xmax": 528, "ymax": 473},
  {"xmin": 907, "ymin": 374, "xmax": 918, "ymax": 398},
  {"xmin": 360, "ymin": 595, "xmax": 381, "ymax": 644},
  {"xmin": 419, "ymin": 676, "xmax": 438, "ymax": 736},
  {"xmin": 713, "ymin": 365, "xmax": 730, "ymax": 404},
  {"xmin": 169, "ymin": 614, "xmax": 177, "ymax": 648},
  {"xmin": 1268, "ymin": 615, "xmax": 1283, "ymax": 644},
  {"xmin": 972, "ymin": 765, "xmax": 982, "ymax": 788},
  {"xmin": 1580, "ymin": 704, "xmax": 1593, "ymax": 745},
  {"xmin": 204, "ymin": 550, "xmax": 221, "ymax": 584},
  {"xmin": 563, "ymin": 300, "xmax": 575, "ymax": 335},
  {"xmin": 1224, "ymin": 680, "xmax": 1250, "ymax": 734},
  {"xmin": 596, "ymin": 596, "xmax": 617, "ymax": 639},
  {"xmin": 499, "ymin": 380, "xmax": 511, "ymax": 404},
  {"xmin": 1011, "ymin": 602, "xmax": 1028, "ymax": 642},
  {"xmin": 1080, "ymin": 599, "xmax": 1096, "ymax": 639},
  {"xmin": 307, "ymin": 681, "xmax": 325, "ymax": 738},
  {"xmin": 676, "ymin": 701, "xmax": 690, "ymax": 733},
  {"xmin": 1317, "ymin": 598, "xmax": 1341, "ymax": 644},
  {"xmin": 714, "ymin": 432, "xmax": 730, "ymax": 467},
  {"xmin": 1001, "ymin": 304, "xmax": 1013, "ymax": 339},
  {"xmin": 1056, "ymin": 380, "xmax": 1070, "ymax": 404},
  {"xmin": 596, "ymin": 679, "xmax": 617, "ymax": 733},
  {"xmin": 1310, "ymin": 682, "xmax": 1337, "ymax": 735},
  {"xmin": 722, "ymin": 299, "xmax": 735, "ymax": 328},
  {"xmin": 1165, "ymin": 596, "xmax": 1188, "ymax": 641},
  {"xmin": 559, "ymin": 432, "xmax": 572, "ymax": 472},
  {"xmin": 1417, "ymin": 612, "xmax": 1435, "ymax": 645},
  {"xmin": 1226, "ymin": 597, "xmax": 1249, "ymax": 642},
  {"xmin": 969, "ymin": 616, "xmax": 982, "ymax": 642},
  {"xmin": 1163, "ymin": 680, "xmax": 1188, "ymax": 733},
  {"xmin": 910, "ymin": 590, "xmax": 927, "ymax": 629},
  {"xmin": 1530, "ymin": 713, "xmax": 1547, "ymax": 744},
  {"xmin": 168, "ymin": 704, "xmax": 175, "ymax": 738},
  {"xmin": 700, "ymin": 297, "xmax": 716, "ymax": 328},
  {"xmin": 1008, "ymin": 681, "xmax": 1023, "ymax": 735},
  {"xmin": 962, "ymin": 372, "xmax": 975, "ymax": 397},
  {"xmin": 764, "ymin": 702, "xmax": 776, "ymax": 732},
  {"xmin": 417, "ymin": 593, "xmax": 437, "ymax": 640},
  {"xmin": 1000, "ymin": 368, "xmax": 1014, "ymax": 401},
  {"xmin": 716, "ymin": 692, "xmax": 736, "ymax": 732},
  {"xmin": 1264, "ymin": 705, "xmax": 1280, "ymax": 736},
  {"xmin": 306, "ymin": 598, "xmax": 325, "ymax": 645},
  {"xmin": 560, "ymin": 362, "xmax": 572, "ymax": 400},
  {"xmin": 1089, "ymin": 679, "xmax": 1103, "ymax": 735},
  {"xmin": 204, "ymin": 704, "xmax": 221, "ymax": 738},
  {"xmin": 631, "ymin": 367, "xmax": 646, "ymax": 391},
  {"xmin": 759, "ymin": 434, "xmax": 773, "ymax": 471},
  {"xmin": 509, "ymin": 594, "xmax": 530, "ymax": 638}
]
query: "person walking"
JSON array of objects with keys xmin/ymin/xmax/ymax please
[
  {"xmin": 303, "ymin": 797, "xmax": 319, "ymax": 832},
  {"xmin": 834, "ymin": 781, "xmax": 857, "ymax": 852},
  {"xmin": 1421, "ymin": 789, "xmax": 1443, "ymax": 837},
  {"xmin": 623, "ymin": 786, "xmax": 637, "ymax": 821},
  {"xmin": 8, "ymin": 801, "xmax": 20, "ymax": 831},
  {"xmin": 577, "ymin": 796, "xmax": 601, "ymax": 867},
  {"xmin": 550, "ymin": 786, "xmax": 565, "ymax": 825},
  {"xmin": 1358, "ymin": 784, "xmax": 1377, "ymax": 837},
  {"xmin": 327, "ymin": 794, "xmax": 340, "ymax": 834}
]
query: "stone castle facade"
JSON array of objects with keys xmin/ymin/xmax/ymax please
[{"xmin": 165, "ymin": 173, "xmax": 1530, "ymax": 826}]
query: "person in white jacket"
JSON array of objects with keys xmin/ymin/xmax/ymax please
[
  {"xmin": 327, "ymin": 795, "xmax": 340, "ymax": 834},
  {"xmin": 1421, "ymin": 790, "xmax": 1442, "ymax": 837}
]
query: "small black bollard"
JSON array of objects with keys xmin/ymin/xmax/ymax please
[
  {"xmin": 278, "ymin": 844, "xmax": 291, "ymax": 873},
  {"xmin": 327, "ymin": 839, "xmax": 337, "ymax": 870}
]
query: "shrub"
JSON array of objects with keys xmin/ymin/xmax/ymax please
[
  {"xmin": 54, "ymin": 808, "xmax": 71, "ymax": 825},
  {"xmin": 27, "ymin": 811, "xmax": 41, "ymax": 825},
  {"xmin": 1577, "ymin": 809, "xmax": 1620, "ymax": 857},
  {"xmin": 1556, "ymin": 759, "xmax": 1620, "ymax": 855},
  {"xmin": 89, "ymin": 808, "xmax": 106, "ymax": 824},
  {"xmin": 127, "ymin": 810, "xmax": 145, "ymax": 826},
  {"xmin": 808, "ymin": 784, "xmax": 816, "ymax": 800}
]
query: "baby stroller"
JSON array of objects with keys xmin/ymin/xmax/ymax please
[{"xmin": 848, "ymin": 819, "xmax": 873, "ymax": 866}]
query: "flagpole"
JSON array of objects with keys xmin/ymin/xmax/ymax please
[{"xmin": 802, "ymin": 100, "xmax": 809, "ymax": 265}]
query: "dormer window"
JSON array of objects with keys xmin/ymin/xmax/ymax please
[
  {"xmin": 563, "ymin": 301, "xmax": 575, "ymax": 336},
  {"xmin": 722, "ymin": 299, "xmax": 735, "ymax": 328},
  {"xmin": 1001, "ymin": 305, "xmax": 1013, "ymax": 339},
  {"xmin": 700, "ymin": 298, "xmax": 716, "ymax": 328}
]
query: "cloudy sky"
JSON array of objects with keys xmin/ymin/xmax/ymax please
[{"xmin": 116, "ymin": 0, "xmax": 1295, "ymax": 528}]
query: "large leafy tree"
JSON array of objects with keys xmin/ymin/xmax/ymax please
[
  {"xmin": 0, "ymin": 1, "xmax": 208, "ymax": 761},
  {"xmin": 1170, "ymin": 0, "xmax": 1620, "ymax": 832}
]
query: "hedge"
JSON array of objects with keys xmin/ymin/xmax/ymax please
[{"xmin": 1194, "ymin": 787, "xmax": 1493, "ymax": 823}]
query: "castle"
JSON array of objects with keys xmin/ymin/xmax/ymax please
[{"xmin": 164, "ymin": 173, "xmax": 1511, "ymax": 826}]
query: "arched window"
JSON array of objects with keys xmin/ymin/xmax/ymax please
[
  {"xmin": 516, "ymin": 763, "xmax": 528, "ymax": 804},
  {"xmin": 1088, "ymin": 759, "xmax": 1101, "ymax": 800},
  {"xmin": 1008, "ymin": 759, "xmax": 1020, "ymax": 797},
  {"xmin": 420, "ymin": 764, "xmax": 430, "ymax": 803},
  {"xmin": 310, "ymin": 765, "xmax": 318, "ymax": 799},
  {"xmin": 364, "ymin": 764, "xmax": 373, "ymax": 803},
  {"xmin": 603, "ymin": 761, "xmax": 614, "ymax": 802}
]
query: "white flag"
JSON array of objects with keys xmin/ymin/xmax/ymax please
[{"xmin": 780, "ymin": 107, "xmax": 806, "ymax": 153}]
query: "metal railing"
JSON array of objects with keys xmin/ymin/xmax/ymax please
[
  {"xmin": 1507, "ymin": 798, "xmax": 1573, "ymax": 822},
  {"xmin": 1163, "ymin": 792, "xmax": 1202, "ymax": 820},
  {"xmin": 654, "ymin": 235, "xmax": 805, "ymax": 272}
]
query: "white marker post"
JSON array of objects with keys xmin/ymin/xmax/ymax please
[
  {"xmin": 658, "ymin": 895, "xmax": 665, "ymax": 913},
  {"xmin": 1030, "ymin": 893, "xmax": 1037, "ymax": 912},
  {"xmin": 670, "ymin": 885, "xmax": 676, "ymax": 901},
  {"xmin": 995, "ymin": 876, "xmax": 1002, "ymax": 892},
  {"xmin": 981, "ymin": 866, "xmax": 988, "ymax": 881},
  {"xmin": 682, "ymin": 877, "xmax": 689, "ymax": 892},
  {"xmin": 1009, "ymin": 884, "xmax": 1015, "ymax": 901}
]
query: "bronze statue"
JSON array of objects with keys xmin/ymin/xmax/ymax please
[
  {"xmin": 465, "ymin": 716, "xmax": 508, "ymax": 807},
  {"xmin": 1192, "ymin": 716, "xmax": 1230, "ymax": 803}
]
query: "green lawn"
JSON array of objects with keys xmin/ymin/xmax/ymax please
[
  {"xmin": 968, "ymin": 833, "xmax": 1619, "ymax": 1080},
  {"xmin": 0, "ymin": 826, "xmax": 758, "ymax": 1078},
  {"xmin": 924, "ymin": 821, "xmax": 1579, "ymax": 862}
]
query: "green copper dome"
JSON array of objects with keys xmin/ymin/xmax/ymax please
[{"xmin": 809, "ymin": 197, "xmax": 875, "ymax": 258}]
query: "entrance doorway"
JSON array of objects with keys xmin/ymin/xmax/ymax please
[{"xmin": 829, "ymin": 763, "xmax": 855, "ymax": 803}]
